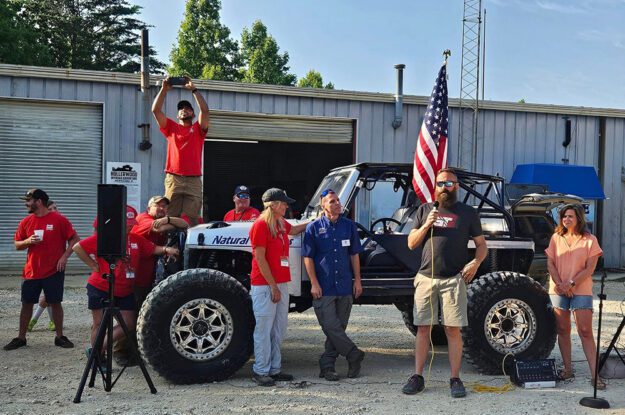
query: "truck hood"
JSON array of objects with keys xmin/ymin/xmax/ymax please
[{"xmin": 186, "ymin": 220, "xmax": 305, "ymax": 249}]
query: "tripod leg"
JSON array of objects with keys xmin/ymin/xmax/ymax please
[
  {"xmin": 598, "ymin": 316, "xmax": 625, "ymax": 372},
  {"xmin": 74, "ymin": 307, "xmax": 110, "ymax": 403},
  {"xmin": 113, "ymin": 309, "xmax": 157, "ymax": 394}
]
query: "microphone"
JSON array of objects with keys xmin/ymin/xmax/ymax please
[{"xmin": 433, "ymin": 201, "xmax": 439, "ymax": 212}]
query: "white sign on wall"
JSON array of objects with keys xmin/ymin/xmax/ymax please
[{"xmin": 106, "ymin": 162, "xmax": 141, "ymax": 212}]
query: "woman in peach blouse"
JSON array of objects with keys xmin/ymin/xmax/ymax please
[{"xmin": 545, "ymin": 204, "xmax": 604, "ymax": 389}]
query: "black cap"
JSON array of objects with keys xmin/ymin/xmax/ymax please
[
  {"xmin": 234, "ymin": 185, "xmax": 250, "ymax": 196},
  {"xmin": 19, "ymin": 188, "xmax": 49, "ymax": 203},
  {"xmin": 177, "ymin": 100, "xmax": 194, "ymax": 111},
  {"xmin": 262, "ymin": 188, "xmax": 295, "ymax": 204}
]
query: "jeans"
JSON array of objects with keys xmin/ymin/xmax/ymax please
[{"xmin": 251, "ymin": 283, "xmax": 289, "ymax": 376}]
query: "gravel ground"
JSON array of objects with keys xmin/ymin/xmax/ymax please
[{"xmin": 1, "ymin": 274, "xmax": 624, "ymax": 415}]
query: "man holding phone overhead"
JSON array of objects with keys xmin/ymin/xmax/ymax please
[{"xmin": 152, "ymin": 76, "xmax": 210, "ymax": 227}]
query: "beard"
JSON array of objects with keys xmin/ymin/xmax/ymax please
[{"xmin": 436, "ymin": 189, "xmax": 457, "ymax": 209}]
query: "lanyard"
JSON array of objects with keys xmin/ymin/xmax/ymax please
[{"xmin": 234, "ymin": 208, "xmax": 248, "ymax": 221}]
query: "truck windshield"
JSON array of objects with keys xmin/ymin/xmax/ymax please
[{"xmin": 302, "ymin": 169, "xmax": 358, "ymax": 219}]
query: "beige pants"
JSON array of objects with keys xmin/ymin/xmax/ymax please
[
  {"xmin": 413, "ymin": 273, "xmax": 468, "ymax": 327},
  {"xmin": 164, "ymin": 173, "xmax": 202, "ymax": 225}
]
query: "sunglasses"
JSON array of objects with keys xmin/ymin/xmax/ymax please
[
  {"xmin": 236, "ymin": 193, "xmax": 250, "ymax": 199},
  {"xmin": 436, "ymin": 181, "xmax": 457, "ymax": 188},
  {"xmin": 320, "ymin": 189, "xmax": 335, "ymax": 198}
]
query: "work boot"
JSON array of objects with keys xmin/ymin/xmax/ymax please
[
  {"xmin": 319, "ymin": 367, "xmax": 340, "ymax": 381},
  {"xmin": 347, "ymin": 348, "xmax": 365, "ymax": 378}
]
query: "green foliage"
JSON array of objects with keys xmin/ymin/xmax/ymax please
[
  {"xmin": 15, "ymin": 0, "xmax": 164, "ymax": 72},
  {"xmin": 0, "ymin": 1, "xmax": 52, "ymax": 65},
  {"xmin": 169, "ymin": 0, "xmax": 240, "ymax": 81},
  {"xmin": 518, "ymin": 98, "xmax": 526, "ymax": 104},
  {"xmin": 297, "ymin": 69, "xmax": 334, "ymax": 89},
  {"xmin": 239, "ymin": 20, "xmax": 296, "ymax": 86}
]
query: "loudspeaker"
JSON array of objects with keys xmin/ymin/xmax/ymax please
[{"xmin": 97, "ymin": 184, "xmax": 127, "ymax": 258}]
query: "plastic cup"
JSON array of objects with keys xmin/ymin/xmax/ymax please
[{"xmin": 34, "ymin": 230, "xmax": 44, "ymax": 240}]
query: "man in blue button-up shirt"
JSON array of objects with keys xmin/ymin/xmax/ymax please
[{"xmin": 302, "ymin": 189, "xmax": 364, "ymax": 381}]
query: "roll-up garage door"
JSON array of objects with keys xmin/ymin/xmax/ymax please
[
  {"xmin": 207, "ymin": 111, "xmax": 353, "ymax": 144},
  {"xmin": 0, "ymin": 99, "xmax": 102, "ymax": 273}
]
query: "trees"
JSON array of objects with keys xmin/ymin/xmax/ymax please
[
  {"xmin": 297, "ymin": 69, "xmax": 334, "ymax": 89},
  {"xmin": 0, "ymin": 1, "xmax": 52, "ymax": 66},
  {"xmin": 239, "ymin": 20, "xmax": 296, "ymax": 86},
  {"xmin": 15, "ymin": 0, "xmax": 163, "ymax": 72},
  {"xmin": 169, "ymin": 0, "xmax": 240, "ymax": 81}
]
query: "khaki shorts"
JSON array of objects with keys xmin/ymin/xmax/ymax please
[
  {"xmin": 413, "ymin": 273, "xmax": 468, "ymax": 327},
  {"xmin": 164, "ymin": 173, "xmax": 202, "ymax": 224}
]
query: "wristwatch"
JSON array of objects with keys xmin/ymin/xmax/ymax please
[{"xmin": 569, "ymin": 280, "xmax": 576, "ymax": 287}]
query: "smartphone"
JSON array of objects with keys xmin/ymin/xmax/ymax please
[{"xmin": 168, "ymin": 77, "xmax": 187, "ymax": 86}]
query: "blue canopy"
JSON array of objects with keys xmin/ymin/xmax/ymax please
[{"xmin": 510, "ymin": 163, "xmax": 605, "ymax": 200}]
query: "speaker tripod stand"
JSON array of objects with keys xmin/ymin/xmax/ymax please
[{"xmin": 73, "ymin": 261, "xmax": 157, "ymax": 403}]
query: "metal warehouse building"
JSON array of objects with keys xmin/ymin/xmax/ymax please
[{"xmin": 1, "ymin": 63, "xmax": 624, "ymax": 272}]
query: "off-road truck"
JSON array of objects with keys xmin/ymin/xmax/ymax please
[{"xmin": 137, "ymin": 163, "xmax": 581, "ymax": 384}]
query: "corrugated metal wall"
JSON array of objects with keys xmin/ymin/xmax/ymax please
[{"xmin": 0, "ymin": 72, "xmax": 623, "ymax": 268}]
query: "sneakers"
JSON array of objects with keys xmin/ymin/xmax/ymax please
[
  {"xmin": 450, "ymin": 377, "xmax": 466, "ymax": 398},
  {"xmin": 48, "ymin": 321, "xmax": 56, "ymax": 331},
  {"xmin": 3, "ymin": 337, "xmax": 27, "ymax": 351},
  {"xmin": 252, "ymin": 372, "xmax": 275, "ymax": 387},
  {"xmin": 54, "ymin": 335, "xmax": 74, "ymax": 348},
  {"xmin": 347, "ymin": 348, "xmax": 365, "ymax": 378},
  {"xmin": 319, "ymin": 368, "xmax": 340, "ymax": 381},
  {"xmin": 402, "ymin": 374, "xmax": 425, "ymax": 395},
  {"xmin": 27, "ymin": 318, "xmax": 38, "ymax": 332},
  {"xmin": 270, "ymin": 372, "xmax": 294, "ymax": 381}
]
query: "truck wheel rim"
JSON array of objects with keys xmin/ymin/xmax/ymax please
[
  {"xmin": 170, "ymin": 299, "xmax": 234, "ymax": 361},
  {"xmin": 483, "ymin": 299, "xmax": 537, "ymax": 354}
]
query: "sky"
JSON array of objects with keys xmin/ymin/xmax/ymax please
[{"xmin": 133, "ymin": 0, "xmax": 625, "ymax": 109}]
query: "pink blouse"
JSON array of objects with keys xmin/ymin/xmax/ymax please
[{"xmin": 544, "ymin": 233, "xmax": 602, "ymax": 296}]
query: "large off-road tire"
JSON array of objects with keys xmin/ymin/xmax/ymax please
[
  {"xmin": 462, "ymin": 271, "xmax": 556, "ymax": 375},
  {"xmin": 137, "ymin": 268, "xmax": 254, "ymax": 384},
  {"xmin": 400, "ymin": 308, "xmax": 448, "ymax": 345}
]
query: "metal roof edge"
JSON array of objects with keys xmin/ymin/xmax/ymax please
[{"xmin": 1, "ymin": 64, "xmax": 625, "ymax": 118}]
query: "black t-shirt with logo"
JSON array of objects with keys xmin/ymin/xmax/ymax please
[{"xmin": 413, "ymin": 201, "xmax": 483, "ymax": 278}]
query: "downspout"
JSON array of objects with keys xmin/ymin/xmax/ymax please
[
  {"xmin": 138, "ymin": 29, "xmax": 152, "ymax": 151},
  {"xmin": 392, "ymin": 64, "xmax": 405, "ymax": 129}
]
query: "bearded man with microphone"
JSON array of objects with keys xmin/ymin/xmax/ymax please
[{"xmin": 401, "ymin": 168, "xmax": 488, "ymax": 398}]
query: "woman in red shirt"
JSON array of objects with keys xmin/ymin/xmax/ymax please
[
  {"xmin": 545, "ymin": 204, "xmax": 604, "ymax": 389},
  {"xmin": 249, "ymin": 188, "xmax": 307, "ymax": 386}
]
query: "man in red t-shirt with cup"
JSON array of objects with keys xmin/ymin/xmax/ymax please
[
  {"xmin": 152, "ymin": 76, "xmax": 210, "ymax": 227},
  {"xmin": 4, "ymin": 189, "xmax": 80, "ymax": 351}
]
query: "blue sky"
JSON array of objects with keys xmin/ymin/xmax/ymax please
[{"xmin": 134, "ymin": 0, "xmax": 625, "ymax": 109}]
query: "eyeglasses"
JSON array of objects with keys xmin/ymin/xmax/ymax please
[
  {"xmin": 436, "ymin": 181, "xmax": 457, "ymax": 188},
  {"xmin": 236, "ymin": 193, "xmax": 250, "ymax": 199},
  {"xmin": 320, "ymin": 189, "xmax": 335, "ymax": 198}
]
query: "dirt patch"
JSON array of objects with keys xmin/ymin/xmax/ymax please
[{"xmin": 1, "ymin": 278, "xmax": 624, "ymax": 414}]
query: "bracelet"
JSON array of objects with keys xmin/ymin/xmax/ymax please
[
  {"xmin": 164, "ymin": 247, "xmax": 169, "ymax": 255},
  {"xmin": 191, "ymin": 88, "xmax": 198, "ymax": 94}
]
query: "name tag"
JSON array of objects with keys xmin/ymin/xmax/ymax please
[
  {"xmin": 318, "ymin": 228, "xmax": 327, "ymax": 235},
  {"xmin": 126, "ymin": 271, "xmax": 135, "ymax": 279},
  {"xmin": 342, "ymin": 239, "xmax": 351, "ymax": 247},
  {"xmin": 46, "ymin": 224, "xmax": 54, "ymax": 231},
  {"xmin": 131, "ymin": 243, "xmax": 138, "ymax": 249},
  {"xmin": 280, "ymin": 256, "xmax": 289, "ymax": 267}
]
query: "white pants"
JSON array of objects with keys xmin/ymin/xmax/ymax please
[{"xmin": 251, "ymin": 283, "xmax": 289, "ymax": 376}]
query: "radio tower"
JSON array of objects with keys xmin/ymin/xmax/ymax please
[{"xmin": 457, "ymin": 0, "xmax": 483, "ymax": 170}]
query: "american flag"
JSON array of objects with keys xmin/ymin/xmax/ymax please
[{"xmin": 412, "ymin": 63, "xmax": 449, "ymax": 203}]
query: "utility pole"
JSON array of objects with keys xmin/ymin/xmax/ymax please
[{"xmin": 458, "ymin": 0, "xmax": 483, "ymax": 170}]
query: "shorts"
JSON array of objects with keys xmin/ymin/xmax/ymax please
[
  {"xmin": 164, "ymin": 173, "xmax": 202, "ymax": 220},
  {"xmin": 413, "ymin": 273, "xmax": 468, "ymax": 327},
  {"xmin": 21, "ymin": 271, "xmax": 65, "ymax": 304},
  {"xmin": 87, "ymin": 284, "xmax": 135, "ymax": 311},
  {"xmin": 550, "ymin": 294, "xmax": 594, "ymax": 311}
]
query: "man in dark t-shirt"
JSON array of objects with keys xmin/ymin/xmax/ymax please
[{"xmin": 401, "ymin": 168, "xmax": 488, "ymax": 398}]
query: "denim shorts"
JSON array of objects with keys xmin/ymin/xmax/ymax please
[{"xmin": 550, "ymin": 294, "xmax": 594, "ymax": 311}]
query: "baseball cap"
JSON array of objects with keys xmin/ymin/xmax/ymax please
[
  {"xmin": 177, "ymin": 100, "xmax": 194, "ymax": 111},
  {"xmin": 93, "ymin": 205, "xmax": 138, "ymax": 229},
  {"xmin": 148, "ymin": 195, "xmax": 170, "ymax": 206},
  {"xmin": 234, "ymin": 185, "xmax": 250, "ymax": 197},
  {"xmin": 19, "ymin": 188, "xmax": 49, "ymax": 203},
  {"xmin": 262, "ymin": 188, "xmax": 295, "ymax": 204}
]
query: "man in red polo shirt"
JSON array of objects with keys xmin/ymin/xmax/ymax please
[
  {"xmin": 4, "ymin": 189, "xmax": 79, "ymax": 351},
  {"xmin": 131, "ymin": 195, "xmax": 188, "ymax": 307},
  {"xmin": 73, "ymin": 206, "xmax": 178, "ymax": 350},
  {"xmin": 224, "ymin": 185, "xmax": 261, "ymax": 222},
  {"xmin": 152, "ymin": 76, "xmax": 210, "ymax": 227}
]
